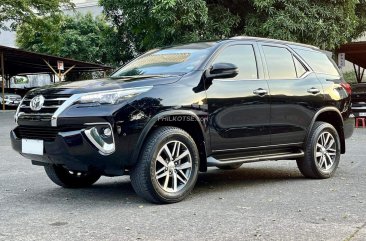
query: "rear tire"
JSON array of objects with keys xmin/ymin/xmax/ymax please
[
  {"xmin": 130, "ymin": 126, "xmax": 199, "ymax": 204},
  {"xmin": 44, "ymin": 165, "xmax": 101, "ymax": 188},
  {"xmin": 297, "ymin": 121, "xmax": 340, "ymax": 179}
]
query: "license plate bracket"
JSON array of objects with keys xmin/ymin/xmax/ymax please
[{"xmin": 22, "ymin": 139, "xmax": 44, "ymax": 155}]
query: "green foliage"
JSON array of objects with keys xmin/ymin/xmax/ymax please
[
  {"xmin": 0, "ymin": 0, "xmax": 73, "ymax": 32},
  {"xmin": 206, "ymin": 4, "xmax": 240, "ymax": 39},
  {"xmin": 16, "ymin": 14, "xmax": 64, "ymax": 55},
  {"xmin": 100, "ymin": 0, "xmax": 240, "ymax": 53},
  {"xmin": 355, "ymin": 1, "xmax": 366, "ymax": 37},
  {"xmin": 14, "ymin": 0, "xmax": 366, "ymax": 67},
  {"xmin": 13, "ymin": 76, "xmax": 29, "ymax": 84},
  {"xmin": 16, "ymin": 13, "xmax": 120, "ymax": 66},
  {"xmin": 343, "ymin": 71, "xmax": 358, "ymax": 84},
  {"xmin": 245, "ymin": 0, "xmax": 361, "ymax": 50},
  {"xmin": 101, "ymin": 0, "xmax": 366, "ymax": 58}
]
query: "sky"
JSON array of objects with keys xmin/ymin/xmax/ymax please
[
  {"xmin": 72, "ymin": 0, "xmax": 99, "ymax": 6},
  {"xmin": 73, "ymin": 0, "xmax": 89, "ymax": 3},
  {"xmin": 73, "ymin": 0, "xmax": 97, "ymax": 3}
]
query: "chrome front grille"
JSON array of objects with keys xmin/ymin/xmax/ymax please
[
  {"xmin": 20, "ymin": 97, "xmax": 68, "ymax": 113},
  {"xmin": 17, "ymin": 94, "xmax": 72, "ymax": 123}
]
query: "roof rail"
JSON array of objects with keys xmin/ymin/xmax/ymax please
[{"xmin": 230, "ymin": 36, "xmax": 319, "ymax": 49}]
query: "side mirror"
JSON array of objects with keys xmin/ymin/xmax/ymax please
[{"xmin": 205, "ymin": 63, "xmax": 238, "ymax": 79}]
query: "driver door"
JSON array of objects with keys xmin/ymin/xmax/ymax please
[{"xmin": 205, "ymin": 43, "xmax": 271, "ymax": 156}]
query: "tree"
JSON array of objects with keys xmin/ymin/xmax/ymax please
[
  {"xmin": 0, "ymin": 0, "xmax": 73, "ymax": 32},
  {"xmin": 100, "ymin": 0, "xmax": 240, "ymax": 53},
  {"xmin": 16, "ymin": 13, "xmax": 120, "ymax": 66},
  {"xmin": 101, "ymin": 0, "xmax": 366, "ymax": 54},
  {"xmin": 17, "ymin": 0, "xmax": 366, "ymax": 67},
  {"xmin": 243, "ymin": 0, "xmax": 364, "ymax": 50}
]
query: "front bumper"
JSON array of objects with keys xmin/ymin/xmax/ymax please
[
  {"xmin": 351, "ymin": 102, "xmax": 366, "ymax": 118},
  {"xmin": 10, "ymin": 127, "xmax": 125, "ymax": 176}
]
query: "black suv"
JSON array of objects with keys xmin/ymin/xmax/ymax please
[{"xmin": 11, "ymin": 37, "xmax": 354, "ymax": 203}]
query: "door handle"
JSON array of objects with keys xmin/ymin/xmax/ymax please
[
  {"xmin": 253, "ymin": 88, "xmax": 268, "ymax": 96},
  {"xmin": 307, "ymin": 87, "xmax": 320, "ymax": 94}
]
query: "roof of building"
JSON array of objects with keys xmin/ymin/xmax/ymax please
[
  {"xmin": 337, "ymin": 41, "xmax": 366, "ymax": 69},
  {"xmin": 0, "ymin": 45, "xmax": 112, "ymax": 77}
]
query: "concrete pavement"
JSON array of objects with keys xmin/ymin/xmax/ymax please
[{"xmin": 0, "ymin": 112, "xmax": 365, "ymax": 241}]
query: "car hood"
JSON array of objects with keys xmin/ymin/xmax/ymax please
[{"xmin": 28, "ymin": 75, "xmax": 182, "ymax": 96}]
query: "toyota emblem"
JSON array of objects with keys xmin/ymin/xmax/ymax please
[{"xmin": 30, "ymin": 95, "xmax": 45, "ymax": 111}]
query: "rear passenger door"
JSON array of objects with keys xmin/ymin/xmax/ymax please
[{"xmin": 259, "ymin": 43, "xmax": 324, "ymax": 145}]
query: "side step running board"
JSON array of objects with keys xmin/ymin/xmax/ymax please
[{"xmin": 207, "ymin": 151, "xmax": 305, "ymax": 167}]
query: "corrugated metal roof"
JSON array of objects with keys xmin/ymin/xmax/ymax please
[
  {"xmin": 0, "ymin": 45, "xmax": 112, "ymax": 77},
  {"xmin": 337, "ymin": 42, "xmax": 366, "ymax": 69}
]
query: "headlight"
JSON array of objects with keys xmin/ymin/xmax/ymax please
[{"xmin": 78, "ymin": 86, "xmax": 152, "ymax": 105}]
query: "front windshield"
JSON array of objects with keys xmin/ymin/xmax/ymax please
[{"xmin": 111, "ymin": 43, "xmax": 215, "ymax": 77}]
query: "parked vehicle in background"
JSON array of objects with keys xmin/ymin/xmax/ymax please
[
  {"xmin": 10, "ymin": 74, "xmax": 53, "ymax": 90},
  {"xmin": 11, "ymin": 36, "xmax": 354, "ymax": 203},
  {"xmin": 351, "ymin": 83, "xmax": 366, "ymax": 117},
  {"xmin": 0, "ymin": 93, "xmax": 22, "ymax": 107}
]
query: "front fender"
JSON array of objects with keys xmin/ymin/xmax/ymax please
[{"xmin": 129, "ymin": 110, "xmax": 209, "ymax": 166}]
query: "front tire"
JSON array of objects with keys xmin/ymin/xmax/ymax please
[
  {"xmin": 44, "ymin": 165, "xmax": 101, "ymax": 188},
  {"xmin": 130, "ymin": 127, "xmax": 199, "ymax": 204},
  {"xmin": 297, "ymin": 121, "xmax": 341, "ymax": 179}
]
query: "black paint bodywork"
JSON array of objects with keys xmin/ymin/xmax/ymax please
[{"xmin": 11, "ymin": 38, "xmax": 354, "ymax": 176}]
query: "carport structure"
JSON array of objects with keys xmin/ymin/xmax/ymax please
[
  {"xmin": 0, "ymin": 45, "xmax": 112, "ymax": 110},
  {"xmin": 337, "ymin": 41, "xmax": 366, "ymax": 83}
]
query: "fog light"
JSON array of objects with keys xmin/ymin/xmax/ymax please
[
  {"xmin": 103, "ymin": 127, "xmax": 112, "ymax": 137},
  {"xmin": 84, "ymin": 125, "xmax": 115, "ymax": 155}
]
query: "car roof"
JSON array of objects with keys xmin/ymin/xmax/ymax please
[
  {"xmin": 225, "ymin": 36, "xmax": 319, "ymax": 51},
  {"xmin": 148, "ymin": 37, "xmax": 319, "ymax": 55}
]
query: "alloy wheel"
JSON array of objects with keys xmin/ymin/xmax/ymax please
[
  {"xmin": 315, "ymin": 131, "xmax": 337, "ymax": 171},
  {"xmin": 155, "ymin": 140, "xmax": 192, "ymax": 193}
]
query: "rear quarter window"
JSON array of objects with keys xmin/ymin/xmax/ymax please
[{"xmin": 294, "ymin": 48, "xmax": 340, "ymax": 76}]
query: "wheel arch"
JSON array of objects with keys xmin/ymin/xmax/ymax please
[
  {"xmin": 307, "ymin": 107, "xmax": 345, "ymax": 154},
  {"xmin": 130, "ymin": 110, "xmax": 209, "ymax": 172}
]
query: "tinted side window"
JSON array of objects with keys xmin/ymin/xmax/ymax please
[
  {"xmin": 293, "ymin": 57, "xmax": 307, "ymax": 77},
  {"xmin": 294, "ymin": 49, "xmax": 339, "ymax": 76},
  {"xmin": 213, "ymin": 45, "xmax": 258, "ymax": 79},
  {"xmin": 263, "ymin": 46, "xmax": 297, "ymax": 79}
]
